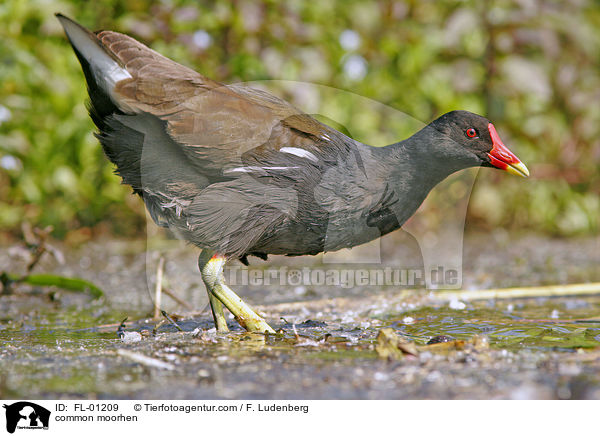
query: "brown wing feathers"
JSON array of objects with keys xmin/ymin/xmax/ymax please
[{"xmin": 58, "ymin": 14, "xmax": 363, "ymax": 258}]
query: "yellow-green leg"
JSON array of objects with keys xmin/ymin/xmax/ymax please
[
  {"xmin": 208, "ymin": 291, "xmax": 229, "ymax": 332},
  {"xmin": 198, "ymin": 250, "xmax": 275, "ymax": 333},
  {"xmin": 198, "ymin": 250, "xmax": 229, "ymax": 332}
]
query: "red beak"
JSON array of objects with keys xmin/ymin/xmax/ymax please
[{"xmin": 487, "ymin": 123, "xmax": 529, "ymax": 177}]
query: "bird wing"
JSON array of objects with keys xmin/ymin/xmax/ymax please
[
  {"xmin": 96, "ymin": 30, "xmax": 349, "ymax": 178},
  {"xmin": 58, "ymin": 15, "xmax": 375, "ymax": 257}
]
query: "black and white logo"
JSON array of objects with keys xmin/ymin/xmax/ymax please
[{"xmin": 3, "ymin": 402, "xmax": 50, "ymax": 433}]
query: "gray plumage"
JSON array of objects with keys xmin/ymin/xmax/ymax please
[{"xmin": 57, "ymin": 14, "xmax": 518, "ymax": 261}]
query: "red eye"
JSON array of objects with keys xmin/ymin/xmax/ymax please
[{"xmin": 466, "ymin": 128, "xmax": 477, "ymax": 138}]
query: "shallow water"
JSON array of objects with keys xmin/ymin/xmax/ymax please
[
  {"xmin": 1, "ymin": 233, "xmax": 599, "ymax": 399},
  {"xmin": 388, "ymin": 297, "xmax": 600, "ymax": 351}
]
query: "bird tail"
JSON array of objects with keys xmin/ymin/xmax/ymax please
[
  {"xmin": 56, "ymin": 14, "xmax": 132, "ymax": 124},
  {"xmin": 56, "ymin": 14, "xmax": 145, "ymax": 191}
]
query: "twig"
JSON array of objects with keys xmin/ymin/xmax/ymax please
[
  {"xmin": 433, "ymin": 282, "xmax": 600, "ymax": 302},
  {"xmin": 116, "ymin": 349, "xmax": 175, "ymax": 371},
  {"xmin": 23, "ymin": 223, "xmax": 54, "ymax": 273},
  {"xmin": 161, "ymin": 310, "xmax": 183, "ymax": 332},
  {"xmin": 153, "ymin": 257, "xmax": 164, "ymax": 319},
  {"xmin": 116, "ymin": 317, "xmax": 128, "ymax": 338}
]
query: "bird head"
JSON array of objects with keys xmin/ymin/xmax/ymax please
[{"xmin": 430, "ymin": 110, "xmax": 529, "ymax": 177}]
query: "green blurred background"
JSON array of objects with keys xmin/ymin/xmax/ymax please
[{"xmin": 0, "ymin": 0, "xmax": 598, "ymax": 242}]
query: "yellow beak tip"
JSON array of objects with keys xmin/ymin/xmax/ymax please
[{"xmin": 507, "ymin": 162, "xmax": 530, "ymax": 178}]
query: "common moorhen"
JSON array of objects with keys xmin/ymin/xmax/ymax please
[{"xmin": 57, "ymin": 14, "xmax": 529, "ymax": 333}]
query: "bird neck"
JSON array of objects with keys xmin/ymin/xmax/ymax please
[
  {"xmin": 357, "ymin": 126, "xmax": 470, "ymax": 228},
  {"xmin": 380, "ymin": 125, "xmax": 468, "ymax": 188}
]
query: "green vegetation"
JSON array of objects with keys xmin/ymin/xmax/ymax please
[
  {"xmin": 1, "ymin": 272, "xmax": 103, "ymax": 299},
  {"xmin": 1, "ymin": 0, "xmax": 598, "ymax": 238}
]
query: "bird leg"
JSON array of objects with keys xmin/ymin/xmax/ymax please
[
  {"xmin": 208, "ymin": 290, "xmax": 230, "ymax": 333},
  {"xmin": 198, "ymin": 250, "xmax": 229, "ymax": 331},
  {"xmin": 198, "ymin": 250, "xmax": 275, "ymax": 333}
]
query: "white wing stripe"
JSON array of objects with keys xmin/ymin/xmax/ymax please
[
  {"xmin": 224, "ymin": 166, "xmax": 301, "ymax": 174},
  {"xmin": 280, "ymin": 147, "xmax": 319, "ymax": 162}
]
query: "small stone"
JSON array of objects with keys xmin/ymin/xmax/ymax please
[
  {"xmin": 449, "ymin": 298, "xmax": 466, "ymax": 310},
  {"xmin": 120, "ymin": 331, "xmax": 142, "ymax": 343}
]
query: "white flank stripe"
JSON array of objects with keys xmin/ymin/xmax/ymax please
[
  {"xmin": 224, "ymin": 165, "xmax": 300, "ymax": 174},
  {"xmin": 280, "ymin": 147, "xmax": 319, "ymax": 162}
]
